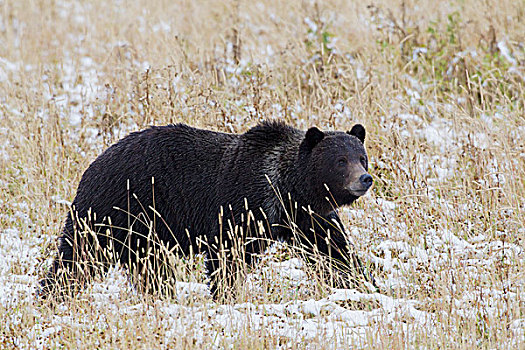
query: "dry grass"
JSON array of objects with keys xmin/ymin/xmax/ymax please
[{"xmin": 0, "ymin": 0, "xmax": 524, "ymax": 348}]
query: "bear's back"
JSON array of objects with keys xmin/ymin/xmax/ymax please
[{"xmin": 70, "ymin": 124, "xmax": 238, "ymax": 248}]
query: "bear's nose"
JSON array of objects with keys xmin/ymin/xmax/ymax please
[{"xmin": 359, "ymin": 174, "xmax": 373, "ymax": 188}]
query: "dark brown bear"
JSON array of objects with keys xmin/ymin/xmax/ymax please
[{"xmin": 41, "ymin": 121, "xmax": 374, "ymax": 299}]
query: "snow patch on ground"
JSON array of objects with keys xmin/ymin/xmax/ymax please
[{"xmin": 1, "ymin": 12, "xmax": 523, "ymax": 348}]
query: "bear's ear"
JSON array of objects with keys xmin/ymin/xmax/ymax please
[
  {"xmin": 347, "ymin": 124, "xmax": 366, "ymax": 143},
  {"xmin": 303, "ymin": 127, "xmax": 325, "ymax": 150}
]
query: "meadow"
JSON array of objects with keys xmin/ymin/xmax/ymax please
[{"xmin": 0, "ymin": 0, "xmax": 523, "ymax": 348}]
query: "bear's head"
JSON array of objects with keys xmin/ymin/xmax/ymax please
[{"xmin": 300, "ymin": 124, "xmax": 372, "ymax": 210}]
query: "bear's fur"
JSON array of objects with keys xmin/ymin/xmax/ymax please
[{"xmin": 41, "ymin": 121, "xmax": 374, "ymax": 298}]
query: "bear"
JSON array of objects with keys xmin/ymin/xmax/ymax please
[{"xmin": 41, "ymin": 121, "xmax": 374, "ymax": 300}]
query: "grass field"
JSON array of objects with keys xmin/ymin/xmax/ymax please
[{"xmin": 0, "ymin": 0, "xmax": 524, "ymax": 348}]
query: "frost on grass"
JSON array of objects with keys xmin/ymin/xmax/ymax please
[
  {"xmin": 2, "ymin": 90, "xmax": 524, "ymax": 348},
  {"xmin": 0, "ymin": 223, "xmax": 456, "ymax": 348},
  {"xmin": 0, "ymin": 201, "xmax": 441, "ymax": 348},
  {"xmin": 1, "ymin": 0, "xmax": 524, "ymax": 348}
]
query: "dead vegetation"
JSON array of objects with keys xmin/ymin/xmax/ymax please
[{"xmin": 0, "ymin": 0, "xmax": 523, "ymax": 348}]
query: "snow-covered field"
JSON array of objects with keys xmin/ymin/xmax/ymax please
[{"xmin": 0, "ymin": 0, "xmax": 523, "ymax": 348}]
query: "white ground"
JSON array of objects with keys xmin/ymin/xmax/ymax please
[{"xmin": 0, "ymin": 4, "xmax": 524, "ymax": 348}]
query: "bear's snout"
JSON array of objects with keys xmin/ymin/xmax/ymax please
[
  {"xmin": 345, "ymin": 173, "xmax": 373, "ymax": 196},
  {"xmin": 359, "ymin": 174, "xmax": 373, "ymax": 189}
]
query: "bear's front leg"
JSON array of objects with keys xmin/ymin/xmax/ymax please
[
  {"xmin": 308, "ymin": 211, "xmax": 377, "ymax": 290},
  {"xmin": 204, "ymin": 239, "xmax": 256, "ymax": 302}
]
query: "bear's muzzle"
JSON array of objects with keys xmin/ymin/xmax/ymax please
[{"xmin": 346, "ymin": 173, "xmax": 373, "ymax": 196}]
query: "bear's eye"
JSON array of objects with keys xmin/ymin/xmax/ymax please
[
  {"xmin": 360, "ymin": 156, "xmax": 367, "ymax": 165},
  {"xmin": 337, "ymin": 158, "xmax": 347, "ymax": 167}
]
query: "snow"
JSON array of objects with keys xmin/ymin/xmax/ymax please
[
  {"xmin": 5, "ymin": 195, "xmax": 521, "ymax": 349},
  {"xmin": 497, "ymin": 41, "xmax": 517, "ymax": 65},
  {"xmin": 0, "ymin": 5, "xmax": 523, "ymax": 349},
  {"xmin": 0, "ymin": 57, "xmax": 20, "ymax": 83},
  {"xmin": 51, "ymin": 195, "xmax": 72, "ymax": 207},
  {"xmin": 0, "ymin": 227, "xmax": 40, "ymax": 308}
]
